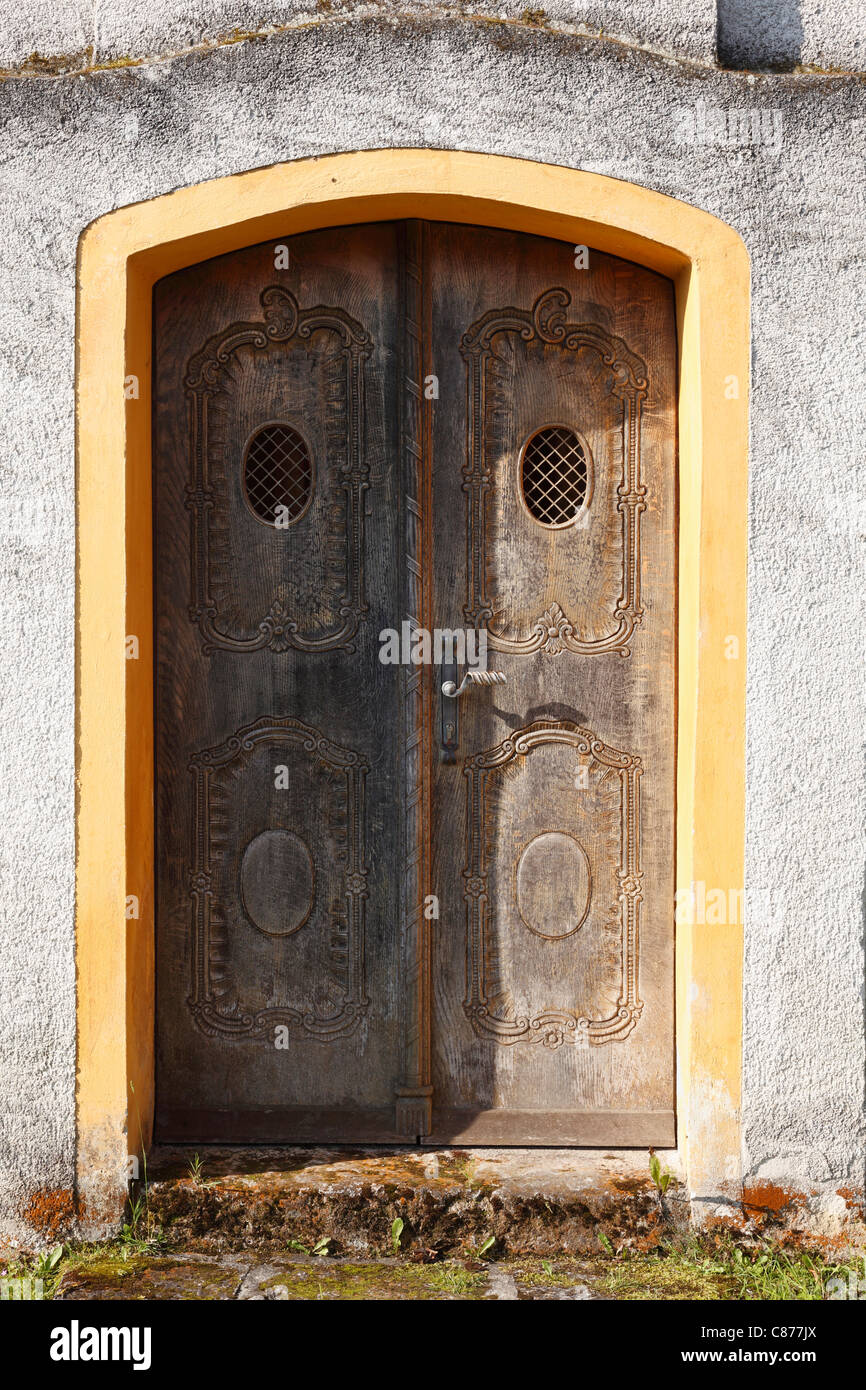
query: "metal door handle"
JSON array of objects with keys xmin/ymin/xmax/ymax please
[{"xmin": 441, "ymin": 670, "xmax": 506, "ymax": 698}]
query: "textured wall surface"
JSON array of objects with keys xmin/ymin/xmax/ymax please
[
  {"xmin": 0, "ymin": 0, "xmax": 720, "ymax": 68},
  {"xmin": 718, "ymin": 0, "xmax": 866, "ymax": 72},
  {"xmin": 0, "ymin": 10, "xmax": 863, "ymax": 1243}
]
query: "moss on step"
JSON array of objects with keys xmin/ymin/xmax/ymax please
[
  {"xmin": 256, "ymin": 1257, "xmax": 487, "ymax": 1300},
  {"xmin": 56, "ymin": 1251, "xmax": 241, "ymax": 1301}
]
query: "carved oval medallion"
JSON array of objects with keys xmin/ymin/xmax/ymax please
[
  {"xmin": 515, "ymin": 831, "xmax": 590, "ymax": 939},
  {"xmin": 240, "ymin": 829, "xmax": 314, "ymax": 937}
]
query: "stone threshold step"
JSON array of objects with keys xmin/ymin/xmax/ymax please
[{"xmin": 143, "ymin": 1145, "xmax": 684, "ymax": 1257}]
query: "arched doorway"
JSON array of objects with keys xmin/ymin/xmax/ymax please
[{"xmin": 75, "ymin": 152, "xmax": 748, "ymax": 1223}]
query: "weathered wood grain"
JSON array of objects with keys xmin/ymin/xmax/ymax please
[
  {"xmin": 154, "ymin": 222, "xmax": 677, "ymax": 1146},
  {"xmin": 427, "ymin": 225, "xmax": 677, "ymax": 1144}
]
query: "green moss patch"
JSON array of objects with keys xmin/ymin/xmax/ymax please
[
  {"xmin": 256, "ymin": 1257, "xmax": 487, "ymax": 1301},
  {"xmin": 56, "ymin": 1253, "xmax": 241, "ymax": 1301}
]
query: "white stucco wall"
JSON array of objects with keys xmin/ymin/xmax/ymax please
[
  {"xmin": 0, "ymin": 0, "xmax": 720, "ymax": 68},
  {"xmin": 5, "ymin": 0, "xmax": 866, "ymax": 73},
  {"xmin": 718, "ymin": 0, "xmax": 866, "ymax": 72},
  {"xmin": 0, "ymin": 5, "xmax": 863, "ymax": 1243}
]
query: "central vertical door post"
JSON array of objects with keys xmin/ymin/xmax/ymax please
[{"xmin": 395, "ymin": 221, "xmax": 435, "ymax": 1138}]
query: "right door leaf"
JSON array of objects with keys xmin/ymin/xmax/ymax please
[{"xmin": 430, "ymin": 223, "xmax": 677, "ymax": 1147}]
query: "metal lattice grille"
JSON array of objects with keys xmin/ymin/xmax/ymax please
[
  {"xmin": 521, "ymin": 427, "xmax": 588, "ymax": 527},
  {"xmin": 244, "ymin": 424, "xmax": 313, "ymax": 525}
]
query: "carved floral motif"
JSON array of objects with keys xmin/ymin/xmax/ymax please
[{"xmin": 534, "ymin": 602, "xmax": 575, "ymax": 655}]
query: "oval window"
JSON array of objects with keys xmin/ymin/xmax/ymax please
[
  {"xmin": 520, "ymin": 426, "xmax": 591, "ymax": 528},
  {"xmin": 243, "ymin": 423, "xmax": 313, "ymax": 526}
]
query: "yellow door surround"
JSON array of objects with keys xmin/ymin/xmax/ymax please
[{"xmin": 76, "ymin": 150, "xmax": 748, "ymax": 1219}]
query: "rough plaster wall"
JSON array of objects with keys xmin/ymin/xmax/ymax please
[
  {"xmin": 718, "ymin": 0, "xmax": 866, "ymax": 72},
  {"xmin": 0, "ymin": 0, "xmax": 720, "ymax": 68},
  {"xmin": 0, "ymin": 118, "xmax": 78, "ymax": 1241},
  {"xmin": 0, "ymin": 16, "xmax": 863, "ymax": 1241}
]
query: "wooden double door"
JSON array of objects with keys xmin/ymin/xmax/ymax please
[{"xmin": 154, "ymin": 220, "xmax": 677, "ymax": 1146}]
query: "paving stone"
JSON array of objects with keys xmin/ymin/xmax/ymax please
[
  {"xmin": 235, "ymin": 1255, "xmax": 489, "ymax": 1300},
  {"xmin": 56, "ymin": 1253, "xmax": 248, "ymax": 1301},
  {"xmin": 487, "ymin": 1267, "xmax": 520, "ymax": 1300},
  {"xmin": 51, "ymin": 1248, "xmax": 621, "ymax": 1300}
]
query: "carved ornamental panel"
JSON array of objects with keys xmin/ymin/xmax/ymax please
[
  {"xmin": 185, "ymin": 286, "xmax": 373, "ymax": 654},
  {"xmin": 463, "ymin": 720, "xmax": 643, "ymax": 1048},
  {"xmin": 188, "ymin": 717, "xmax": 369, "ymax": 1041},
  {"xmin": 461, "ymin": 288, "xmax": 649, "ymax": 657}
]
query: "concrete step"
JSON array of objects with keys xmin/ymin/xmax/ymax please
[{"xmin": 144, "ymin": 1146, "xmax": 684, "ymax": 1259}]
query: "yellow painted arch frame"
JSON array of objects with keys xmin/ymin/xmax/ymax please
[{"xmin": 76, "ymin": 150, "xmax": 748, "ymax": 1222}]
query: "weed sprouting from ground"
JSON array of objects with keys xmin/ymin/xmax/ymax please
[
  {"xmin": 590, "ymin": 1233, "xmax": 865, "ymax": 1301},
  {"xmin": 8, "ymin": 1219, "xmax": 863, "ymax": 1302}
]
